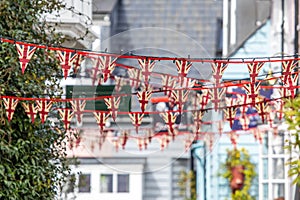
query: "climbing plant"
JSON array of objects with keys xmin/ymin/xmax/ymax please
[
  {"xmin": 178, "ymin": 170, "xmax": 197, "ymax": 200},
  {"xmin": 220, "ymin": 148, "xmax": 256, "ymax": 200}
]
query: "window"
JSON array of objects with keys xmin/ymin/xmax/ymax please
[
  {"xmin": 117, "ymin": 174, "xmax": 130, "ymax": 193},
  {"xmin": 100, "ymin": 174, "xmax": 113, "ymax": 193},
  {"xmin": 78, "ymin": 174, "xmax": 91, "ymax": 193}
]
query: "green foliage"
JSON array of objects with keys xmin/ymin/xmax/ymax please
[
  {"xmin": 178, "ymin": 170, "xmax": 197, "ymax": 200},
  {"xmin": 0, "ymin": 0, "xmax": 78, "ymax": 199},
  {"xmin": 219, "ymin": 148, "xmax": 256, "ymax": 200},
  {"xmin": 284, "ymin": 98, "xmax": 300, "ymax": 185}
]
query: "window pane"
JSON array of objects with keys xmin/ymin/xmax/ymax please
[
  {"xmin": 272, "ymin": 158, "xmax": 284, "ymax": 179},
  {"xmin": 100, "ymin": 174, "xmax": 113, "ymax": 193},
  {"xmin": 79, "ymin": 174, "xmax": 91, "ymax": 193},
  {"xmin": 263, "ymin": 158, "xmax": 268, "ymax": 179},
  {"xmin": 272, "ymin": 183, "xmax": 284, "ymax": 199},
  {"xmin": 263, "ymin": 132, "xmax": 268, "ymax": 155},
  {"xmin": 117, "ymin": 174, "xmax": 129, "ymax": 193},
  {"xmin": 271, "ymin": 132, "xmax": 284, "ymax": 154},
  {"xmin": 263, "ymin": 183, "xmax": 268, "ymax": 199}
]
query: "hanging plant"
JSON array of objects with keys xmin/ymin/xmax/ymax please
[{"xmin": 220, "ymin": 148, "xmax": 256, "ymax": 200}]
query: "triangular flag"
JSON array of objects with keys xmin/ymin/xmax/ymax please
[
  {"xmin": 209, "ymin": 87, "xmax": 225, "ymax": 111},
  {"xmin": 15, "ymin": 43, "xmax": 37, "ymax": 73},
  {"xmin": 98, "ymin": 55, "xmax": 117, "ymax": 83},
  {"xmin": 89, "ymin": 56, "xmax": 102, "ymax": 86},
  {"xmin": 160, "ymin": 111, "xmax": 178, "ymax": 137},
  {"xmin": 171, "ymin": 89, "xmax": 190, "ymax": 113},
  {"xmin": 175, "ymin": 59, "xmax": 192, "ymax": 87},
  {"xmin": 93, "ymin": 111, "xmax": 110, "ymax": 133},
  {"xmin": 211, "ymin": 61, "xmax": 228, "ymax": 86},
  {"xmin": 243, "ymin": 82, "xmax": 261, "ymax": 106},
  {"xmin": 36, "ymin": 100, "xmax": 52, "ymax": 124},
  {"xmin": 128, "ymin": 68, "xmax": 142, "ymax": 89},
  {"xmin": 138, "ymin": 58, "xmax": 155, "ymax": 88},
  {"xmin": 56, "ymin": 50, "xmax": 78, "ymax": 79},
  {"xmin": 223, "ymin": 98, "xmax": 238, "ymax": 128},
  {"xmin": 104, "ymin": 97, "xmax": 121, "ymax": 121},
  {"xmin": 129, "ymin": 112, "xmax": 144, "ymax": 133},
  {"xmin": 70, "ymin": 100, "xmax": 86, "ymax": 123},
  {"xmin": 247, "ymin": 62, "xmax": 265, "ymax": 83},
  {"xmin": 281, "ymin": 59, "xmax": 298, "ymax": 84},
  {"xmin": 137, "ymin": 88, "xmax": 152, "ymax": 112},
  {"xmin": 22, "ymin": 102, "xmax": 38, "ymax": 123},
  {"xmin": 58, "ymin": 109, "xmax": 74, "ymax": 130},
  {"xmin": 161, "ymin": 74, "xmax": 176, "ymax": 97},
  {"xmin": 72, "ymin": 54, "xmax": 84, "ymax": 75},
  {"xmin": 2, "ymin": 97, "xmax": 18, "ymax": 121}
]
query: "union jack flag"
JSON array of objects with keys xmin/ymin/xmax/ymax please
[
  {"xmin": 93, "ymin": 111, "xmax": 110, "ymax": 134},
  {"xmin": 273, "ymin": 99, "xmax": 284, "ymax": 120},
  {"xmin": 128, "ymin": 68, "xmax": 142, "ymax": 89},
  {"xmin": 129, "ymin": 112, "xmax": 144, "ymax": 133},
  {"xmin": 98, "ymin": 55, "xmax": 117, "ymax": 83},
  {"xmin": 247, "ymin": 62, "xmax": 265, "ymax": 83},
  {"xmin": 192, "ymin": 110, "xmax": 205, "ymax": 136},
  {"xmin": 171, "ymin": 89, "xmax": 190, "ymax": 113},
  {"xmin": 22, "ymin": 102, "xmax": 38, "ymax": 123},
  {"xmin": 3, "ymin": 97, "xmax": 18, "ymax": 121},
  {"xmin": 114, "ymin": 76, "xmax": 125, "ymax": 92},
  {"xmin": 157, "ymin": 134, "xmax": 171, "ymax": 151},
  {"xmin": 211, "ymin": 62, "xmax": 228, "ymax": 86},
  {"xmin": 178, "ymin": 77, "xmax": 195, "ymax": 89},
  {"xmin": 72, "ymin": 54, "xmax": 84, "ymax": 75},
  {"xmin": 255, "ymin": 101, "xmax": 269, "ymax": 123},
  {"xmin": 58, "ymin": 109, "xmax": 74, "ymax": 130},
  {"xmin": 285, "ymin": 73, "xmax": 298, "ymax": 98},
  {"xmin": 104, "ymin": 97, "xmax": 121, "ymax": 121},
  {"xmin": 120, "ymin": 131, "xmax": 129, "ymax": 149},
  {"xmin": 193, "ymin": 90, "xmax": 210, "ymax": 111},
  {"xmin": 175, "ymin": 60, "xmax": 193, "ymax": 87},
  {"xmin": 223, "ymin": 98, "xmax": 238, "ymax": 128},
  {"xmin": 161, "ymin": 74, "xmax": 176, "ymax": 97},
  {"xmin": 16, "ymin": 43, "xmax": 37, "ymax": 74},
  {"xmin": 243, "ymin": 82, "xmax": 261, "ymax": 106},
  {"xmin": 209, "ymin": 87, "xmax": 225, "ymax": 111},
  {"xmin": 56, "ymin": 50, "xmax": 78, "ymax": 79},
  {"xmin": 138, "ymin": 59, "xmax": 155, "ymax": 88},
  {"xmin": 160, "ymin": 111, "xmax": 178, "ymax": 137},
  {"xmin": 89, "ymin": 56, "xmax": 102, "ymax": 86},
  {"xmin": 70, "ymin": 100, "xmax": 86, "ymax": 124},
  {"xmin": 281, "ymin": 59, "xmax": 298, "ymax": 84},
  {"xmin": 36, "ymin": 100, "xmax": 52, "ymax": 124},
  {"xmin": 137, "ymin": 88, "xmax": 152, "ymax": 113}
]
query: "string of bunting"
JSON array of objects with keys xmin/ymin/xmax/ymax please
[{"xmin": 1, "ymin": 36, "xmax": 300, "ymax": 150}]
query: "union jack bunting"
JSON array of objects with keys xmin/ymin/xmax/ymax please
[
  {"xmin": 15, "ymin": 43, "xmax": 37, "ymax": 74},
  {"xmin": 273, "ymin": 99, "xmax": 284, "ymax": 120},
  {"xmin": 119, "ymin": 131, "xmax": 128, "ymax": 149},
  {"xmin": 160, "ymin": 112, "xmax": 178, "ymax": 137},
  {"xmin": 128, "ymin": 68, "xmax": 142, "ymax": 89},
  {"xmin": 137, "ymin": 88, "xmax": 152, "ymax": 112},
  {"xmin": 93, "ymin": 111, "xmax": 110, "ymax": 133},
  {"xmin": 255, "ymin": 101, "xmax": 269, "ymax": 123},
  {"xmin": 89, "ymin": 56, "xmax": 102, "ymax": 86},
  {"xmin": 247, "ymin": 62, "xmax": 265, "ymax": 83},
  {"xmin": 3, "ymin": 97, "xmax": 18, "ymax": 121},
  {"xmin": 211, "ymin": 62, "xmax": 228, "ymax": 86},
  {"xmin": 228, "ymin": 131, "xmax": 238, "ymax": 148},
  {"xmin": 157, "ymin": 134, "xmax": 171, "ymax": 151},
  {"xmin": 175, "ymin": 60, "xmax": 193, "ymax": 87},
  {"xmin": 171, "ymin": 89, "xmax": 190, "ymax": 113},
  {"xmin": 193, "ymin": 90, "xmax": 211, "ymax": 111},
  {"xmin": 36, "ymin": 100, "xmax": 52, "ymax": 124},
  {"xmin": 22, "ymin": 102, "xmax": 38, "ymax": 123},
  {"xmin": 178, "ymin": 77, "xmax": 195, "ymax": 89},
  {"xmin": 138, "ymin": 59, "xmax": 155, "ymax": 88},
  {"xmin": 243, "ymin": 82, "xmax": 261, "ymax": 106},
  {"xmin": 285, "ymin": 74, "xmax": 299, "ymax": 98},
  {"xmin": 58, "ymin": 109, "xmax": 74, "ymax": 130},
  {"xmin": 209, "ymin": 87, "xmax": 225, "ymax": 111},
  {"xmin": 281, "ymin": 60, "xmax": 298, "ymax": 84},
  {"xmin": 98, "ymin": 55, "xmax": 117, "ymax": 83},
  {"xmin": 192, "ymin": 110, "xmax": 205, "ymax": 136},
  {"xmin": 236, "ymin": 93, "xmax": 250, "ymax": 115},
  {"xmin": 56, "ymin": 50, "xmax": 78, "ymax": 79},
  {"xmin": 104, "ymin": 97, "xmax": 121, "ymax": 121},
  {"xmin": 98, "ymin": 131, "xmax": 108, "ymax": 149},
  {"xmin": 114, "ymin": 76, "xmax": 125, "ymax": 92},
  {"xmin": 72, "ymin": 54, "xmax": 84, "ymax": 75},
  {"xmin": 136, "ymin": 137, "xmax": 146, "ymax": 150},
  {"xmin": 161, "ymin": 74, "xmax": 176, "ymax": 97},
  {"xmin": 129, "ymin": 112, "xmax": 144, "ymax": 133},
  {"xmin": 223, "ymin": 98, "xmax": 238, "ymax": 128},
  {"xmin": 70, "ymin": 100, "xmax": 86, "ymax": 124}
]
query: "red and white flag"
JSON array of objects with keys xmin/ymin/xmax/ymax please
[
  {"xmin": 137, "ymin": 89, "xmax": 152, "ymax": 112},
  {"xmin": 3, "ymin": 97, "xmax": 18, "ymax": 121},
  {"xmin": 247, "ymin": 62, "xmax": 265, "ymax": 83},
  {"xmin": 104, "ymin": 97, "xmax": 121, "ymax": 121},
  {"xmin": 211, "ymin": 61, "xmax": 228, "ymax": 86},
  {"xmin": 138, "ymin": 59, "xmax": 155, "ymax": 88},
  {"xmin": 16, "ymin": 43, "xmax": 37, "ymax": 74},
  {"xmin": 70, "ymin": 100, "xmax": 86, "ymax": 124},
  {"xmin": 160, "ymin": 112, "xmax": 178, "ymax": 136},
  {"xmin": 281, "ymin": 59, "xmax": 298, "ymax": 84},
  {"xmin": 161, "ymin": 74, "xmax": 176, "ymax": 97},
  {"xmin": 98, "ymin": 55, "xmax": 117, "ymax": 83},
  {"xmin": 93, "ymin": 111, "xmax": 110, "ymax": 133},
  {"xmin": 209, "ymin": 87, "xmax": 225, "ymax": 112},
  {"xmin": 89, "ymin": 56, "xmax": 102, "ymax": 86},
  {"xmin": 171, "ymin": 89, "xmax": 190, "ymax": 113},
  {"xmin": 56, "ymin": 50, "xmax": 78, "ymax": 79},
  {"xmin": 22, "ymin": 102, "xmax": 38, "ymax": 123},
  {"xmin": 223, "ymin": 98, "xmax": 238, "ymax": 128},
  {"xmin": 129, "ymin": 112, "xmax": 144, "ymax": 133},
  {"xmin": 58, "ymin": 109, "xmax": 74, "ymax": 130},
  {"xmin": 128, "ymin": 68, "xmax": 143, "ymax": 89},
  {"xmin": 243, "ymin": 82, "xmax": 261, "ymax": 106},
  {"xmin": 36, "ymin": 100, "xmax": 53, "ymax": 123},
  {"xmin": 175, "ymin": 60, "xmax": 192, "ymax": 87}
]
